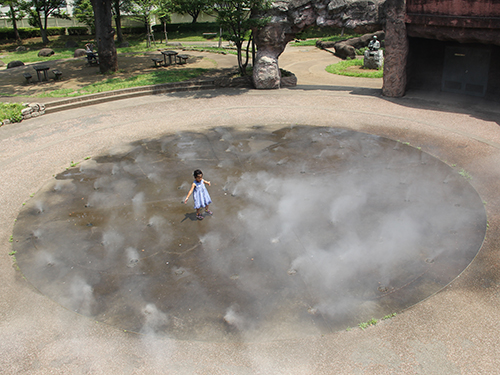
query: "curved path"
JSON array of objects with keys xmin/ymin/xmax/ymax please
[{"xmin": 1, "ymin": 46, "xmax": 500, "ymax": 374}]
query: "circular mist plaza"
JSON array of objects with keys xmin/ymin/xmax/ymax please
[
  {"xmin": 2, "ymin": 76, "xmax": 500, "ymax": 371},
  {"xmin": 13, "ymin": 124, "xmax": 486, "ymax": 341}
]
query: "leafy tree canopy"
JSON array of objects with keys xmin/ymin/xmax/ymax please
[
  {"xmin": 169, "ymin": 0, "xmax": 212, "ymax": 23},
  {"xmin": 72, "ymin": 0, "xmax": 94, "ymax": 30},
  {"xmin": 212, "ymin": 0, "xmax": 271, "ymax": 75}
]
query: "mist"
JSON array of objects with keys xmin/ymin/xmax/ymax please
[{"xmin": 12, "ymin": 126, "xmax": 486, "ymax": 341}]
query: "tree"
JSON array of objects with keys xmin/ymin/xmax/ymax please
[
  {"xmin": 27, "ymin": 0, "xmax": 70, "ymax": 45},
  {"xmin": 212, "ymin": 0, "xmax": 270, "ymax": 76},
  {"xmin": 152, "ymin": 0, "xmax": 171, "ymax": 43},
  {"xmin": 113, "ymin": 0, "xmax": 134, "ymax": 45},
  {"xmin": 91, "ymin": 0, "xmax": 118, "ymax": 73},
  {"xmin": 131, "ymin": 0, "xmax": 157, "ymax": 47},
  {"xmin": 169, "ymin": 0, "xmax": 211, "ymax": 24},
  {"xmin": 72, "ymin": 0, "xmax": 94, "ymax": 30},
  {"xmin": 1, "ymin": 0, "xmax": 26, "ymax": 42}
]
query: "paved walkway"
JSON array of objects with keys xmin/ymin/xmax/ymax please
[{"xmin": 1, "ymin": 46, "xmax": 500, "ymax": 374}]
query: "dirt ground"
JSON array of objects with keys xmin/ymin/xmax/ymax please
[{"xmin": 0, "ymin": 49, "xmax": 236, "ymax": 99}]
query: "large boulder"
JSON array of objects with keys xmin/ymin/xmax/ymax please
[
  {"xmin": 16, "ymin": 46, "xmax": 27, "ymax": 52},
  {"xmin": 7, "ymin": 60, "xmax": 24, "ymax": 68},
  {"xmin": 118, "ymin": 41, "xmax": 130, "ymax": 48},
  {"xmin": 38, "ymin": 48, "xmax": 55, "ymax": 57},
  {"xmin": 74, "ymin": 48, "xmax": 87, "ymax": 58}
]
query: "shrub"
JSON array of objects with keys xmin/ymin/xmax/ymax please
[
  {"xmin": 46, "ymin": 27, "xmax": 66, "ymax": 36},
  {"xmin": 0, "ymin": 102, "xmax": 25, "ymax": 124}
]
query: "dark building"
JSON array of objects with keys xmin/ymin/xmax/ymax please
[{"xmin": 398, "ymin": 0, "xmax": 500, "ymax": 98}]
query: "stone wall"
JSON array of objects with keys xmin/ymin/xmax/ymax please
[{"xmin": 405, "ymin": 0, "xmax": 500, "ymax": 46}]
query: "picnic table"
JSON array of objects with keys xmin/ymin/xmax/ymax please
[
  {"xmin": 161, "ymin": 50, "xmax": 178, "ymax": 65},
  {"xmin": 33, "ymin": 65, "xmax": 50, "ymax": 82}
]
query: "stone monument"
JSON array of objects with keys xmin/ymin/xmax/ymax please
[{"xmin": 364, "ymin": 35, "xmax": 384, "ymax": 69}]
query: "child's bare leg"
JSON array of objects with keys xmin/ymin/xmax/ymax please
[
  {"xmin": 205, "ymin": 205, "xmax": 213, "ymax": 215},
  {"xmin": 196, "ymin": 208, "xmax": 203, "ymax": 220}
]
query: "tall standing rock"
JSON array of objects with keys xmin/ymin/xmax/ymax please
[
  {"xmin": 382, "ymin": 0, "xmax": 408, "ymax": 97},
  {"xmin": 253, "ymin": 8, "xmax": 295, "ymax": 89}
]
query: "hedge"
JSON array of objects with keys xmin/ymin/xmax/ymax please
[
  {"xmin": 0, "ymin": 22, "xmax": 221, "ymax": 40},
  {"xmin": 152, "ymin": 22, "xmax": 219, "ymax": 35},
  {"xmin": 0, "ymin": 27, "xmax": 66, "ymax": 40}
]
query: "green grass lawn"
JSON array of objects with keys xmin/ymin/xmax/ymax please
[
  {"xmin": 36, "ymin": 68, "xmax": 209, "ymax": 98},
  {"xmin": 0, "ymin": 102, "xmax": 24, "ymax": 123},
  {"xmin": 326, "ymin": 58, "xmax": 383, "ymax": 78},
  {"xmin": 0, "ymin": 48, "xmax": 76, "ymax": 64},
  {"xmin": 0, "ymin": 29, "xmax": 378, "ymax": 123}
]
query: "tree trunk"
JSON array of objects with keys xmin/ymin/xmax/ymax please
[
  {"xmin": 92, "ymin": 0, "xmax": 118, "ymax": 74},
  {"xmin": 38, "ymin": 14, "xmax": 49, "ymax": 45},
  {"xmin": 146, "ymin": 21, "xmax": 150, "ymax": 48},
  {"xmin": 236, "ymin": 41, "xmax": 244, "ymax": 75},
  {"xmin": 190, "ymin": 11, "xmax": 199, "ymax": 24},
  {"xmin": 9, "ymin": 5, "xmax": 21, "ymax": 42},
  {"xmin": 114, "ymin": 0, "xmax": 124, "ymax": 45}
]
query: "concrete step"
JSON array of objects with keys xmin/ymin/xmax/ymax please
[{"xmin": 44, "ymin": 80, "xmax": 216, "ymax": 114}]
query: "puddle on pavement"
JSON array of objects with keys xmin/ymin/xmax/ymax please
[{"xmin": 13, "ymin": 126, "xmax": 487, "ymax": 342}]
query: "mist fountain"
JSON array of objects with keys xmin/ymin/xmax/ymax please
[{"xmin": 13, "ymin": 126, "xmax": 486, "ymax": 341}]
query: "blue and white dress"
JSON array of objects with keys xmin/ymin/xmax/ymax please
[{"xmin": 193, "ymin": 179, "xmax": 212, "ymax": 209}]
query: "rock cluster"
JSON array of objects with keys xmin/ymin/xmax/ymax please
[
  {"xmin": 253, "ymin": 0, "xmax": 385, "ymax": 89},
  {"xmin": 0, "ymin": 102, "xmax": 45, "ymax": 128},
  {"xmin": 316, "ymin": 30, "xmax": 385, "ymax": 59},
  {"xmin": 21, "ymin": 103, "xmax": 46, "ymax": 120}
]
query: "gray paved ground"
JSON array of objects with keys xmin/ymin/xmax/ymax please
[{"xmin": 1, "ymin": 46, "xmax": 500, "ymax": 374}]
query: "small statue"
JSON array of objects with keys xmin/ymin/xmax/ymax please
[
  {"xmin": 368, "ymin": 36, "xmax": 380, "ymax": 52},
  {"xmin": 364, "ymin": 35, "xmax": 383, "ymax": 69}
]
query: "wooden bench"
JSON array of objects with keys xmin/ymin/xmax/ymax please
[
  {"xmin": 52, "ymin": 69, "xmax": 62, "ymax": 80},
  {"xmin": 23, "ymin": 73, "xmax": 32, "ymax": 83},
  {"xmin": 176, "ymin": 54, "xmax": 189, "ymax": 64},
  {"xmin": 152, "ymin": 57, "xmax": 163, "ymax": 67}
]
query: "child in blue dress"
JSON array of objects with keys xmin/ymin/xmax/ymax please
[{"xmin": 184, "ymin": 169, "xmax": 213, "ymax": 220}]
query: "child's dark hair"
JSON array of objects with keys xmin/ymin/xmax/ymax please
[{"xmin": 193, "ymin": 169, "xmax": 203, "ymax": 178}]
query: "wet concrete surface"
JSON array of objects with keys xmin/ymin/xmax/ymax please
[
  {"xmin": 13, "ymin": 125, "xmax": 486, "ymax": 342},
  {"xmin": 3, "ymin": 43, "xmax": 500, "ymax": 372}
]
